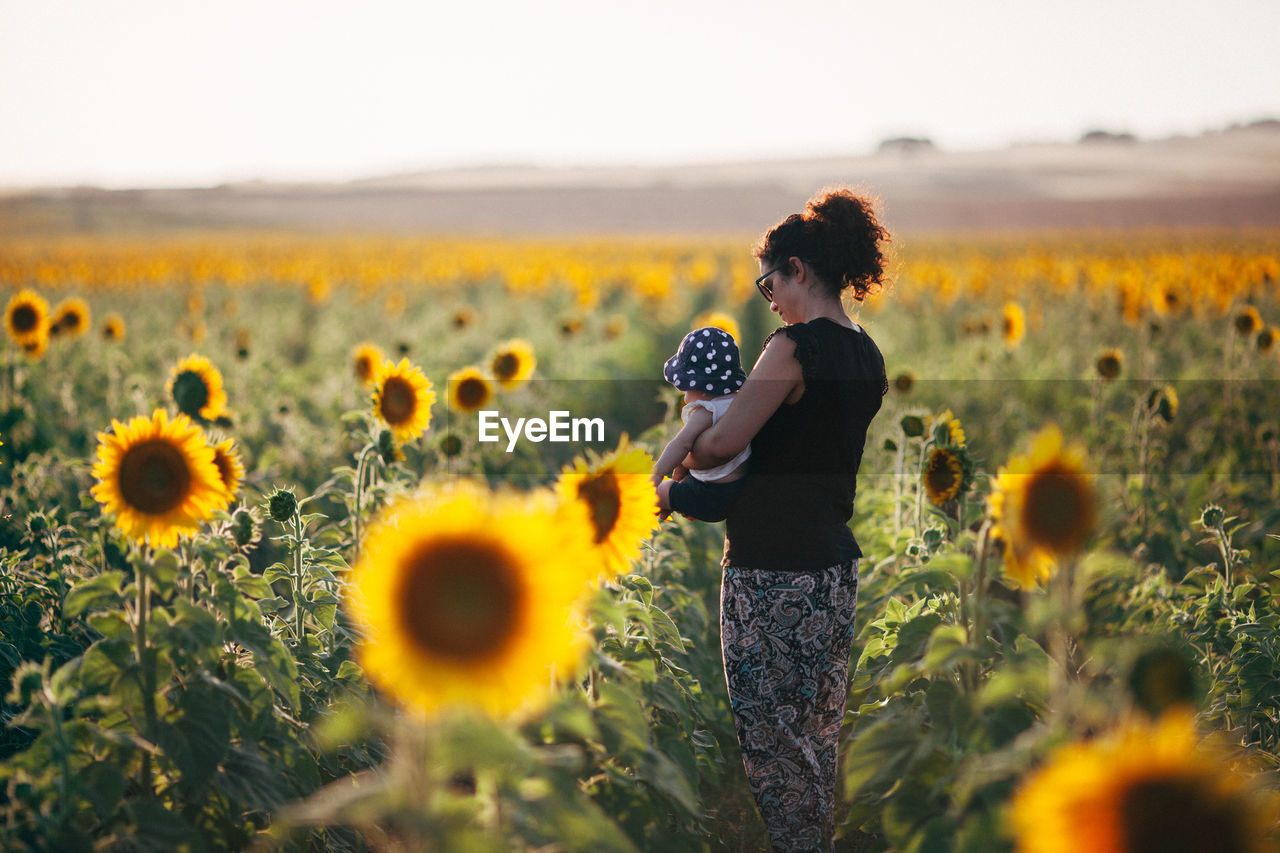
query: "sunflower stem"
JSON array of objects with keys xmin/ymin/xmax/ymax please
[
  {"xmin": 1048, "ymin": 557, "xmax": 1078, "ymax": 731},
  {"xmin": 133, "ymin": 545, "xmax": 156, "ymax": 796},
  {"xmin": 352, "ymin": 443, "xmax": 376, "ymax": 557},
  {"xmin": 292, "ymin": 511, "xmax": 307, "ymax": 647}
]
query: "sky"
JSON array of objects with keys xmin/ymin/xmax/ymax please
[{"xmin": 2, "ymin": 0, "xmax": 1278, "ymax": 189}]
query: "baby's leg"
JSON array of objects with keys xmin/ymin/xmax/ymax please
[{"xmin": 656, "ymin": 478, "xmax": 674, "ymax": 511}]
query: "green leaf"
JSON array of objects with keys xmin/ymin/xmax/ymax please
[{"xmin": 64, "ymin": 571, "xmax": 125, "ymax": 619}]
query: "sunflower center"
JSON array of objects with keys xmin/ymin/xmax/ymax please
[
  {"xmin": 925, "ymin": 452, "xmax": 960, "ymax": 500},
  {"xmin": 118, "ymin": 439, "xmax": 193, "ymax": 515},
  {"xmin": 398, "ymin": 539, "xmax": 524, "ymax": 662},
  {"xmin": 11, "ymin": 305, "xmax": 38, "ymax": 334},
  {"xmin": 1021, "ymin": 464, "xmax": 1093, "ymax": 553},
  {"xmin": 355, "ymin": 355, "xmax": 375, "ymax": 381},
  {"xmin": 456, "ymin": 377, "xmax": 488, "ymax": 409},
  {"xmin": 172, "ymin": 370, "xmax": 211, "ymax": 417},
  {"xmin": 380, "ymin": 376, "xmax": 416, "ymax": 425},
  {"xmin": 578, "ymin": 472, "xmax": 621, "ymax": 544},
  {"xmin": 1119, "ymin": 776, "xmax": 1248, "ymax": 853},
  {"xmin": 492, "ymin": 352, "xmax": 520, "ymax": 381}
]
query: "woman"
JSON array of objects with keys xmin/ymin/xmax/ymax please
[{"xmin": 684, "ymin": 186, "xmax": 889, "ymax": 852}]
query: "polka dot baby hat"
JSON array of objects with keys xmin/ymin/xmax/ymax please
[{"xmin": 663, "ymin": 327, "xmax": 747, "ymax": 395}]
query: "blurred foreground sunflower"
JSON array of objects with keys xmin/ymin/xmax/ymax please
[
  {"xmin": 372, "ymin": 358, "xmax": 436, "ymax": 443},
  {"xmin": 1010, "ymin": 710, "xmax": 1280, "ymax": 853},
  {"xmin": 1233, "ymin": 305, "xmax": 1263, "ymax": 336},
  {"xmin": 5, "ymin": 288, "xmax": 49, "ymax": 347},
  {"xmin": 91, "ymin": 409, "xmax": 228, "ymax": 547},
  {"xmin": 447, "ymin": 366, "xmax": 494, "ymax": 413},
  {"xmin": 488, "ymin": 339, "xmax": 536, "ymax": 389},
  {"xmin": 554, "ymin": 436, "xmax": 660, "ymax": 578},
  {"xmin": 169, "ymin": 354, "xmax": 229, "ymax": 421},
  {"xmin": 988, "ymin": 424, "xmax": 1097, "ymax": 589},
  {"xmin": 346, "ymin": 481, "xmax": 595, "ymax": 718}
]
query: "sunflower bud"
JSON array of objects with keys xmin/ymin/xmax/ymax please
[
  {"xmin": 900, "ymin": 415, "xmax": 925, "ymax": 438},
  {"xmin": 931, "ymin": 421, "xmax": 952, "ymax": 446},
  {"xmin": 231, "ymin": 508, "xmax": 259, "ymax": 547},
  {"xmin": 9, "ymin": 662, "xmax": 44, "ymax": 707},
  {"xmin": 922, "ymin": 526, "xmax": 944, "ymax": 552},
  {"xmin": 267, "ymin": 488, "xmax": 298, "ymax": 523},
  {"xmin": 377, "ymin": 428, "xmax": 401, "ymax": 464},
  {"xmin": 26, "ymin": 512, "xmax": 47, "ymax": 535},
  {"xmin": 1199, "ymin": 504, "xmax": 1225, "ymax": 530},
  {"xmin": 905, "ymin": 541, "xmax": 927, "ymax": 560},
  {"xmin": 1146, "ymin": 385, "xmax": 1178, "ymax": 423}
]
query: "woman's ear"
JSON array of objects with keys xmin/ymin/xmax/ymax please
[{"xmin": 789, "ymin": 256, "xmax": 807, "ymax": 282}]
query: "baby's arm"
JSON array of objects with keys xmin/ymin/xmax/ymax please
[{"xmin": 651, "ymin": 406, "xmax": 714, "ymax": 489}]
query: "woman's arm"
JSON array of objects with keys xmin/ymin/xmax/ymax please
[
  {"xmin": 685, "ymin": 333, "xmax": 803, "ymax": 469},
  {"xmin": 651, "ymin": 406, "xmax": 714, "ymax": 486}
]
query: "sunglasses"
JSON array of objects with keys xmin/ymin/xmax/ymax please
[{"xmin": 755, "ymin": 263, "xmax": 788, "ymax": 301}]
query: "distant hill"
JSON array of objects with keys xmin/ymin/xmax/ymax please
[{"xmin": 3, "ymin": 126, "xmax": 1279, "ymax": 236}]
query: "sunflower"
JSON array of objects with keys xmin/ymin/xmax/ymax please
[
  {"xmin": 1233, "ymin": 305, "xmax": 1263, "ymax": 336},
  {"xmin": 211, "ymin": 437, "xmax": 245, "ymax": 503},
  {"xmin": 447, "ymin": 366, "xmax": 494, "ymax": 413},
  {"xmin": 352, "ymin": 342, "xmax": 385, "ymax": 386},
  {"xmin": 693, "ymin": 310, "xmax": 741, "ymax": 344},
  {"xmin": 4, "ymin": 288, "xmax": 49, "ymax": 347},
  {"xmin": 21, "ymin": 332, "xmax": 49, "ymax": 361},
  {"xmin": 102, "ymin": 312, "xmax": 126, "ymax": 342},
  {"xmin": 1146, "ymin": 385, "xmax": 1178, "ymax": 423},
  {"xmin": 488, "ymin": 339, "xmax": 536, "ymax": 389},
  {"xmin": 91, "ymin": 409, "xmax": 228, "ymax": 547},
  {"xmin": 451, "ymin": 306, "xmax": 477, "ymax": 329},
  {"xmin": 169, "ymin": 354, "xmax": 229, "ymax": 421},
  {"xmin": 603, "ymin": 314, "xmax": 628, "ymax": 341},
  {"xmin": 372, "ymin": 358, "xmax": 436, "ymax": 443},
  {"xmin": 988, "ymin": 424, "xmax": 1097, "ymax": 589},
  {"xmin": 923, "ymin": 446, "xmax": 965, "ymax": 506},
  {"xmin": 893, "ymin": 372, "xmax": 916, "ymax": 394},
  {"xmin": 1002, "ymin": 301, "xmax": 1026, "ymax": 349},
  {"xmin": 345, "ymin": 481, "xmax": 596, "ymax": 718},
  {"xmin": 928, "ymin": 408, "xmax": 967, "ymax": 448},
  {"xmin": 1096, "ymin": 348, "xmax": 1124, "ymax": 380},
  {"xmin": 1257, "ymin": 326, "xmax": 1278, "ymax": 355},
  {"xmin": 1009, "ymin": 710, "xmax": 1279, "ymax": 853},
  {"xmin": 553, "ymin": 436, "xmax": 660, "ymax": 578},
  {"xmin": 559, "ymin": 316, "xmax": 583, "ymax": 337},
  {"xmin": 50, "ymin": 297, "xmax": 91, "ymax": 339}
]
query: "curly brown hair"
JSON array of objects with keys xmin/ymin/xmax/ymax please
[{"xmin": 753, "ymin": 187, "xmax": 890, "ymax": 302}]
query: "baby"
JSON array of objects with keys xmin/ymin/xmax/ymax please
[{"xmin": 651, "ymin": 327, "xmax": 751, "ymax": 522}]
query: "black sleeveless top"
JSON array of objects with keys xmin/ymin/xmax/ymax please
[{"xmin": 722, "ymin": 317, "xmax": 887, "ymax": 571}]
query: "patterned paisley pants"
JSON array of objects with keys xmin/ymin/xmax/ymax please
[{"xmin": 720, "ymin": 560, "xmax": 859, "ymax": 853}]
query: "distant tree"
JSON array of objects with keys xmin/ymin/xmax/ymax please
[
  {"xmin": 876, "ymin": 136, "xmax": 936, "ymax": 154},
  {"xmin": 1079, "ymin": 129, "xmax": 1137, "ymax": 144}
]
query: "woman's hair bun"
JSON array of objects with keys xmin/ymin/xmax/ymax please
[{"xmin": 755, "ymin": 186, "xmax": 890, "ymax": 302}]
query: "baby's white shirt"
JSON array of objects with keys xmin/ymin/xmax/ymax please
[{"xmin": 681, "ymin": 395, "xmax": 751, "ymax": 482}]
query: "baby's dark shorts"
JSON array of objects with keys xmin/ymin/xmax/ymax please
[{"xmin": 668, "ymin": 476, "xmax": 746, "ymax": 523}]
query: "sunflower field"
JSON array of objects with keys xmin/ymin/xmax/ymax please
[{"xmin": 2, "ymin": 227, "xmax": 1280, "ymax": 852}]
